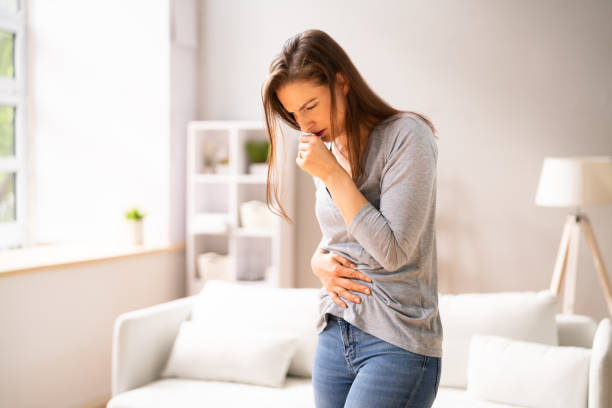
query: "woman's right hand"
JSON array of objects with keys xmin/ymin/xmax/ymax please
[{"xmin": 311, "ymin": 249, "xmax": 373, "ymax": 308}]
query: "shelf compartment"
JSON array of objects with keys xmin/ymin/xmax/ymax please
[
  {"xmin": 237, "ymin": 128, "xmax": 269, "ymax": 175},
  {"xmin": 236, "ymin": 184, "xmax": 280, "ymax": 230},
  {"xmin": 191, "ymin": 128, "xmax": 231, "ymax": 174},
  {"xmin": 190, "ymin": 213, "xmax": 231, "ymax": 235},
  {"xmin": 192, "ymin": 234, "xmax": 233, "ymax": 282},
  {"xmin": 193, "ymin": 183, "xmax": 230, "ymax": 214}
]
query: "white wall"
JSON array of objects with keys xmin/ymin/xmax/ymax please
[
  {"xmin": 28, "ymin": 0, "xmax": 172, "ymax": 246},
  {"xmin": 0, "ymin": 250, "xmax": 185, "ymax": 408},
  {"xmin": 170, "ymin": 0, "xmax": 200, "ymax": 244},
  {"xmin": 6, "ymin": 1, "xmax": 199, "ymax": 406},
  {"xmin": 198, "ymin": 0, "xmax": 612, "ymax": 320}
]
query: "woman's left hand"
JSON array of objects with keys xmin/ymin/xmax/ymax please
[{"xmin": 296, "ymin": 134, "xmax": 343, "ymax": 180}]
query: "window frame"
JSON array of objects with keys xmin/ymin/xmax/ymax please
[{"xmin": 0, "ymin": 1, "xmax": 28, "ymax": 250}]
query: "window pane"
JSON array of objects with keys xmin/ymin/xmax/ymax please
[
  {"xmin": 0, "ymin": 172, "xmax": 16, "ymax": 222},
  {"xmin": 0, "ymin": 0, "xmax": 19, "ymax": 13},
  {"xmin": 0, "ymin": 30, "xmax": 15, "ymax": 78},
  {"xmin": 0, "ymin": 105, "xmax": 15, "ymax": 156}
]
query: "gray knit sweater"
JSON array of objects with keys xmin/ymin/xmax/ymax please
[{"xmin": 313, "ymin": 111, "xmax": 442, "ymax": 358}]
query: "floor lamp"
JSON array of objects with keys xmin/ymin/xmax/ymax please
[{"xmin": 535, "ymin": 156, "xmax": 612, "ymax": 317}]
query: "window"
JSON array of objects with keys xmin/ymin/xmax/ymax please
[{"xmin": 0, "ymin": 0, "xmax": 26, "ymax": 250}]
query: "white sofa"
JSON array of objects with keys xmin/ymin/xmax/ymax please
[{"xmin": 107, "ymin": 281, "xmax": 611, "ymax": 408}]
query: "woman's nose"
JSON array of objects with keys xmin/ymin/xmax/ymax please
[
  {"xmin": 298, "ymin": 119, "xmax": 315, "ymax": 133},
  {"xmin": 294, "ymin": 113, "xmax": 314, "ymax": 132}
]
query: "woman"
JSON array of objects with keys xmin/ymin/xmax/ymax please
[{"xmin": 261, "ymin": 29, "xmax": 442, "ymax": 408}]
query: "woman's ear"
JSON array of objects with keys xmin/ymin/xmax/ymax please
[{"xmin": 336, "ymin": 72, "xmax": 349, "ymax": 95}]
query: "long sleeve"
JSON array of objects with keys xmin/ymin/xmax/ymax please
[
  {"xmin": 315, "ymin": 235, "xmax": 329, "ymax": 253},
  {"xmin": 347, "ymin": 120, "xmax": 437, "ymax": 272},
  {"xmin": 313, "ymin": 112, "xmax": 443, "ymax": 358}
]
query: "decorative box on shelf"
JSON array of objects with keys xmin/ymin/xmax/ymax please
[
  {"xmin": 239, "ymin": 200, "xmax": 276, "ymax": 230},
  {"xmin": 196, "ymin": 252, "xmax": 231, "ymax": 281}
]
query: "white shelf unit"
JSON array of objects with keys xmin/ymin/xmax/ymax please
[{"xmin": 186, "ymin": 120, "xmax": 297, "ymax": 295}]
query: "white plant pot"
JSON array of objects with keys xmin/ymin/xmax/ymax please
[
  {"xmin": 215, "ymin": 163, "xmax": 231, "ymax": 174},
  {"xmin": 131, "ymin": 220, "xmax": 143, "ymax": 245},
  {"xmin": 249, "ymin": 162, "xmax": 268, "ymax": 175}
]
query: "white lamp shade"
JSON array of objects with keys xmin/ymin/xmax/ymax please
[{"xmin": 535, "ymin": 156, "xmax": 612, "ymax": 207}]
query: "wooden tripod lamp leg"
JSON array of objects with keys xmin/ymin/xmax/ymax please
[
  {"xmin": 550, "ymin": 215, "xmax": 573, "ymax": 297},
  {"xmin": 581, "ymin": 214, "xmax": 612, "ymax": 318},
  {"xmin": 563, "ymin": 218, "xmax": 581, "ymax": 314}
]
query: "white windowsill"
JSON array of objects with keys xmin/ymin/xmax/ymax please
[{"xmin": 0, "ymin": 241, "xmax": 186, "ymax": 278}]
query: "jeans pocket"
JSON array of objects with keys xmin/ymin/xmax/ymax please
[{"xmin": 323, "ymin": 314, "xmax": 337, "ymax": 330}]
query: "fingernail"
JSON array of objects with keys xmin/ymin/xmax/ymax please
[{"xmin": 366, "ymin": 289, "xmax": 371, "ymax": 294}]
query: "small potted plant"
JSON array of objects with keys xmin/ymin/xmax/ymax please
[
  {"xmin": 245, "ymin": 140, "xmax": 270, "ymax": 175},
  {"xmin": 201, "ymin": 141, "xmax": 216, "ymax": 174},
  {"xmin": 125, "ymin": 207, "xmax": 146, "ymax": 245}
]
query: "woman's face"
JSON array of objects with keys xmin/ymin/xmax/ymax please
[{"xmin": 276, "ymin": 74, "xmax": 348, "ymax": 143}]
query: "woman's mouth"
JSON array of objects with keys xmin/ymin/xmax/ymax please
[{"xmin": 314, "ymin": 129, "xmax": 325, "ymax": 137}]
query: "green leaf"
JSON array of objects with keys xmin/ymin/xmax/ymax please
[
  {"xmin": 245, "ymin": 140, "xmax": 270, "ymax": 163},
  {"xmin": 125, "ymin": 207, "xmax": 145, "ymax": 220}
]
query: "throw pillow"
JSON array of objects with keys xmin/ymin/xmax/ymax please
[
  {"xmin": 437, "ymin": 290, "xmax": 559, "ymax": 388},
  {"xmin": 160, "ymin": 321, "xmax": 299, "ymax": 388},
  {"xmin": 190, "ymin": 280, "xmax": 319, "ymax": 378},
  {"xmin": 466, "ymin": 334, "xmax": 591, "ymax": 408}
]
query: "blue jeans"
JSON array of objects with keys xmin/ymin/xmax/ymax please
[{"xmin": 313, "ymin": 314, "xmax": 441, "ymax": 408}]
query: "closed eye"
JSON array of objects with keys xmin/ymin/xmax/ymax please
[{"xmin": 289, "ymin": 103, "xmax": 317, "ymax": 119}]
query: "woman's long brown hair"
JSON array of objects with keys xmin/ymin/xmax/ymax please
[{"xmin": 261, "ymin": 29, "xmax": 438, "ymax": 224}]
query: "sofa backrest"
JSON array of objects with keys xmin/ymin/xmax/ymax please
[
  {"xmin": 438, "ymin": 290, "xmax": 559, "ymax": 389},
  {"xmin": 189, "ymin": 282, "xmax": 577, "ymax": 389}
]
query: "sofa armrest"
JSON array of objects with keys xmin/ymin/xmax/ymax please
[
  {"xmin": 111, "ymin": 295, "xmax": 197, "ymax": 396},
  {"xmin": 556, "ymin": 313, "xmax": 598, "ymax": 347},
  {"xmin": 589, "ymin": 318, "xmax": 611, "ymax": 408}
]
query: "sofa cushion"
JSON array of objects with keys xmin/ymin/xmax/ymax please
[
  {"xmin": 438, "ymin": 290, "xmax": 558, "ymax": 388},
  {"xmin": 160, "ymin": 321, "xmax": 299, "ymax": 388},
  {"xmin": 106, "ymin": 376, "xmax": 314, "ymax": 408},
  {"xmin": 434, "ymin": 386, "xmax": 525, "ymax": 407},
  {"xmin": 466, "ymin": 334, "xmax": 591, "ymax": 408},
  {"xmin": 190, "ymin": 280, "xmax": 319, "ymax": 378}
]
